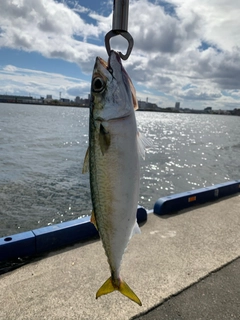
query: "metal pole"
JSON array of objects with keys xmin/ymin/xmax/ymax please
[{"xmin": 112, "ymin": 0, "xmax": 129, "ymax": 31}]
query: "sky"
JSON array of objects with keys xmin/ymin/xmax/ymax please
[{"xmin": 0, "ymin": 0, "xmax": 240, "ymax": 110}]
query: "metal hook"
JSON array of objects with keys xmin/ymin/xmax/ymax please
[
  {"xmin": 105, "ymin": 0, "xmax": 134, "ymax": 60},
  {"xmin": 105, "ymin": 30, "xmax": 134, "ymax": 60}
]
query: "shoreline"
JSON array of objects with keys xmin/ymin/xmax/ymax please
[{"xmin": 1, "ymin": 101, "xmax": 239, "ymax": 115}]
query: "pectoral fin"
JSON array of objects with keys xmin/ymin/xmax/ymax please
[
  {"xmin": 137, "ymin": 131, "xmax": 153, "ymax": 160},
  {"xmin": 99, "ymin": 123, "xmax": 111, "ymax": 155},
  {"xmin": 82, "ymin": 147, "xmax": 89, "ymax": 174}
]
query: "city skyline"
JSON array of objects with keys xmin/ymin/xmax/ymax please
[
  {"xmin": 0, "ymin": 1, "xmax": 240, "ymax": 110},
  {"xmin": 2, "ymin": 93, "xmax": 240, "ymax": 116}
]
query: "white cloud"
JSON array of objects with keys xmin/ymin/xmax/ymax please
[
  {"xmin": 1, "ymin": 0, "xmax": 99, "ymax": 38},
  {"xmin": 0, "ymin": 65, "xmax": 90, "ymax": 99},
  {"xmin": 177, "ymin": 88, "xmax": 222, "ymax": 101},
  {"xmin": 123, "ymin": 0, "xmax": 240, "ymax": 109},
  {"xmin": 171, "ymin": 0, "xmax": 240, "ymax": 50},
  {"xmin": 0, "ymin": 0, "xmax": 240, "ymax": 109},
  {"xmin": 0, "ymin": 0, "xmax": 109, "ymax": 71},
  {"xmin": 3, "ymin": 65, "xmax": 17, "ymax": 72},
  {"xmin": 129, "ymin": 0, "xmax": 202, "ymax": 54}
]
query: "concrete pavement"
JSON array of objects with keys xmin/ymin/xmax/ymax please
[
  {"xmin": 133, "ymin": 257, "xmax": 240, "ymax": 320},
  {"xmin": 1, "ymin": 195, "xmax": 240, "ymax": 320}
]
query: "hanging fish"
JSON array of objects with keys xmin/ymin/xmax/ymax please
[{"xmin": 83, "ymin": 50, "xmax": 149, "ymax": 306}]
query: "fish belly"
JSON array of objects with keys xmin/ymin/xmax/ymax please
[{"xmin": 90, "ymin": 113, "xmax": 139, "ymax": 276}]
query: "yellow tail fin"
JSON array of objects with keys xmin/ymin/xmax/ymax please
[{"xmin": 96, "ymin": 277, "xmax": 142, "ymax": 306}]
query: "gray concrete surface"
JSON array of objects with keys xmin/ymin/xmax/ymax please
[
  {"xmin": 0, "ymin": 195, "xmax": 240, "ymax": 320},
  {"xmin": 132, "ymin": 257, "xmax": 240, "ymax": 320}
]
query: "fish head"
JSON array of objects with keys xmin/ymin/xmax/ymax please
[{"xmin": 90, "ymin": 50, "xmax": 138, "ymax": 122}]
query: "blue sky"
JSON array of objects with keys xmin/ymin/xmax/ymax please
[{"xmin": 0, "ymin": 0, "xmax": 240, "ymax": 109}]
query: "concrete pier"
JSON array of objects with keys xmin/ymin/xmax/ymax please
[{"xmin": 1, "ymin": 195, "xmax": 240, "ymax": 320}]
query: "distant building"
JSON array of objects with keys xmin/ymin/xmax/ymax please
[
  {"xmin": 138, "ymin": 100, "xmax": 159, "ymax": 111},
  {"xmin": 233, "ymin": 108, "xmax": 240, "ymax": 116},
  {"xmin": 75, "ymin": 96, "xmax": 81, "ymax": 103},
  {"xmin": 204, "ymin": 107, "xmax": 212, "ymax": 113},
  {"xmin": 175, "ymin": 102, "xmax": 180, "ymax": 110},
  {"xmin": 60, "ymin": 98, "xmax": 70, "ymax": 103},
  {"xmin": 46, "ymin": 95, "xmax": 52, "ymax": 101},
  {"xmin": 0, "ymin": 94, "xmax": 33, "ymax": 103}
]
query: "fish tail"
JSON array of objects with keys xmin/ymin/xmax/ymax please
[{"xmin": 96, "ymin": 276, "xmax": 142, "ymax": 306}]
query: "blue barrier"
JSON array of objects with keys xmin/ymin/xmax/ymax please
[
  {"xmin": 33, "ymin": 217, "xmax": 98, "ymax": 254},
  {"xmin": 154, "ymin": 180, "xmax": 240, "ymax": 215},
  {"xmin": 0, "ymin": 231, "xmax": 36, "ymax": 261},
  {"xmin": 0, "ymin": 206, "xmax": 147, "ymax": 262},
  {"xmin": 1, "ymin": 180, "xmax": 239, "ymax": 262}
]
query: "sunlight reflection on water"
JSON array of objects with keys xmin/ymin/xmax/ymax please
[
  {"xmin": 137, "ymin": 111, "xmax": 240, "ymax": 208},
  {"xmin": 1, "ymin": 104, "xmax": 240, "ymax": 236}
]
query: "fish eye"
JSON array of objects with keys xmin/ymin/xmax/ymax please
[{"xmin": 92, "ymin": 77, "xmax": 105, "ymax": 93}]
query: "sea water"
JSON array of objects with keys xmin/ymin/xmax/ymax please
[{"xmin": 1, "ymin": 103, "xmax": 240, "ymax": 237}]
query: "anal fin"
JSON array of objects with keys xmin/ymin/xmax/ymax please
[
  {"xmin": 130, "ymin": 220, "xmax": 141, "ymax": 239},
  {"xmin": 90, "ymin": 210, "xmax": 98, "ymax": 230}
]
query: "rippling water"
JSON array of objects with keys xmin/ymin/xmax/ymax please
[{"xmin": 0, "ymin": 103, "xmax": 240, "ymax": 237}]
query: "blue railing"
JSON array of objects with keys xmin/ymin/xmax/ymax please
[{"xmin": 1, "ymin": 181, "xmax": 240, "ymax": 262}]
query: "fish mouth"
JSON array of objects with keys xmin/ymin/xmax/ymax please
[
  {"xmin": 95, "ymin": 51, "xmax": 138, "ymax": 111},
  {"xmin": 98, "ymin": 57, "xmax": 108, "ymax": 69},
  {"xmin": 97, "ymin": 51, "xmax": 122, "ymax": 75}
]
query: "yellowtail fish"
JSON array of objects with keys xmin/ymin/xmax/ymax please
[{"xmin": 83, "ymin": 50, "xmax": 149, "ymax": 306}]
